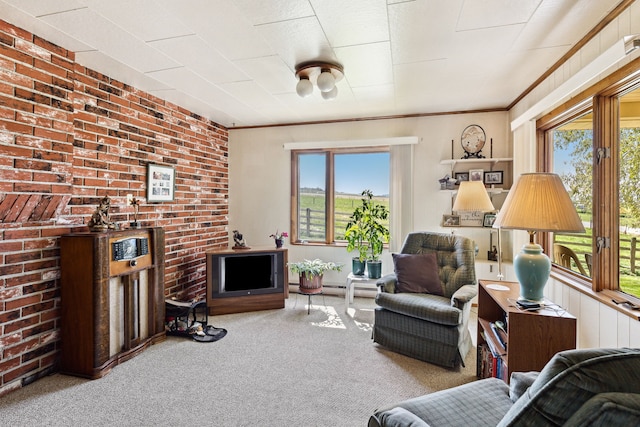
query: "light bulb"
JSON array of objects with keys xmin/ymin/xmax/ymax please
[
  {"xmin": 316, "ymin": 69, "xmax": 335, "ymax": 92},
  {"xmin": 296, "ymin": 77, "xmax": 313, "ymax": 97},
  {"xmin": 321, "ymin": 85, "xmax": 338, "ymax": 100}
]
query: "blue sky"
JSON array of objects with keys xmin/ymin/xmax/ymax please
[
  {"xmin": 553, "ymin": 145, "xmax": 573, "ymax": 175},
  {"xmin": 299, "ymin": 152, "xmax": 390, "ymax": 195}
]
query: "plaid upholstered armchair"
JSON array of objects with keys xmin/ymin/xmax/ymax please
[{"xmin": 372, "ymin": 232, "xmax": 477, "ymax": 368}]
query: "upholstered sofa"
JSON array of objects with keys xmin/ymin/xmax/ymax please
[
  {"xmin": 369, "ymin": 348, "xmax": 640, "ymax": 427},
  {"xmin": 373, "ymin": 232, "xmax": 477, "ymax": 368}
]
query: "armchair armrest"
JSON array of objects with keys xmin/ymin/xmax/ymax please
[
  {"xmin": 451, "ymin": 284, "xmax": 477, "ymax": 309},
  {"xmin": 376, "ymin": 274, "xmax": 397, "ymax": 294}
]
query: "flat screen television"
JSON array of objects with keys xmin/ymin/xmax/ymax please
[{"xmin": 208, "ymin": 251, "xmax": 285, "ymax": 298}]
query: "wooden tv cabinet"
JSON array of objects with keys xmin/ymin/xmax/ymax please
[
  {"xmin": 477, "ymin": 279, "xmax": 576, "ymax": 383},
  {"xmin": 206, "ymin": 246, "xmax": 288, "ymax": 315}
]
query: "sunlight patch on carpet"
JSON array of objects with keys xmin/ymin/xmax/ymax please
[
  {"xmin": 346, "ymin": 307, "xmax": 373, "ymax": 332},
  {"xmin": 311, "ymin": 305, "xmax": 346, "ymax": 329}
]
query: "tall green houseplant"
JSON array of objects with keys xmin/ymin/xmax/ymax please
[{"xmin": 345, "ymin": 190, "xmax": 390, "ymax": 278}]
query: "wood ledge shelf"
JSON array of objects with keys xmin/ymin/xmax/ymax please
[
  {"xmin": 550, "ymin": 269, "xmax": 640, "ymax": 321},
  {"xmin": 440, "ymin": 157, "xmax": 512, "ymax": 167}
]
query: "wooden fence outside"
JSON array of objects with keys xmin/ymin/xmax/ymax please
[
  {"xmin": 298, "ymin": 207, "xmax": 388, "ymax": 240},
  {"xmin": 554, "ymin": 234, "xmax": 638, "ymax": 274}
]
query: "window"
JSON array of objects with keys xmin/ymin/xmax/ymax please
[
  {"xmin": 546, "ymin": 111, "xmax": 594, "ymax": 279},
  {"xmin": 292, "ymin": 148, "xmax": 390, "ymax": 244},
  {"xmin": 540, "ymin": 68, "xmax": 640, "ymax": 301},
  {"xmin": 617, "ymin": 87, "xmax": 640, "ymax": 298}
]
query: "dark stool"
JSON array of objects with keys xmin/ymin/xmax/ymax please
[
  {"xmin": 165, "ymin": 299, "xmax": 207, "ymax": 336},
  {"xmin": 297, "ymin": 290, "xmax": 325, "ymax": 314}
]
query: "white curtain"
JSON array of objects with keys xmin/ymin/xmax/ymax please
[{"xmin": 390, "ymin": 144, "xmax": 414, "ymax": 252}]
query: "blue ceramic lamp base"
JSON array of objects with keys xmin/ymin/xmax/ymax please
[{"xmin": 513, "ymin": 243, "xmax": 551, "ymax": 303}]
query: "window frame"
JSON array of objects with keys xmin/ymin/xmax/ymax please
[
  {"xmin": 290, "ymin": 146, "xmax": 389, "ymax": 245},
  {"xmin": 537, "ymin": 56, "xmax": 640, "ymax": 306}
]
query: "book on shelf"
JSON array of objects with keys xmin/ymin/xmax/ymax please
[
  {"xmin": 490, "ymin": 322, "xmax": 507, "ymax": 351},
  {"xmin": 483, "ymin": 327, "xmax": 506, "ymax": 357},
  {"xmin": 478, "ymin": 341, "xmax": 509, "ymax": 382}
]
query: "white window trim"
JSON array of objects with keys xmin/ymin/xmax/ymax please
[{"xmin": 283, "ymin": 136, "xmax": 419, "ymax": 150}]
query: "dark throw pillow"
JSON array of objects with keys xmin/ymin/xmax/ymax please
[{"xmin": 393, "ymin": 252, "xmax": 443, "ymax": 295}]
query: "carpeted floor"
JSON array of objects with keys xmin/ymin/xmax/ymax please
[{"xmin": 0, "ymin": 295, "xmax": 478, "ymax": 426}]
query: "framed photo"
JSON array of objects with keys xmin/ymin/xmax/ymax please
[
  {"xmin": 458, "ymin": 210, "xmax": 483, "ymax": 226},
  {"xmin": 483, "ymin": 213, "xmax": 497, "ymax": 227},
  {"xmin": 147, "ymin": 164, "xmax": 175, "ymax": 202},
  {"xmin": 484, "ymin": 171, "xmax": 503, "ymax": 185},
  {"xmin": 454, "ymin": 172, "xmax": 469, "ymax": 185},
  {"xmin": 469, "ymin": 169, "xmax": 484, "ymax": 182},
  {"xmin": 442, "ymin": 214, "xmax": 460, "ymax": 227}
]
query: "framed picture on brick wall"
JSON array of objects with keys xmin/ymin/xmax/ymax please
[{"xmin": 147, "ymin": 164, "xmax": 175, "ymax": 202}]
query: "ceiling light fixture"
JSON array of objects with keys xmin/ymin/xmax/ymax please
[{"xmin": 295, "ymin": 61, "xmax": 344, "ymax": 100}]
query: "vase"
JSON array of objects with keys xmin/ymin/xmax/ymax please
[
  {"xmin": 352, "ymin": 258, "xmax": 366, "ymax": 276},
  {"xmin": 299, "ymin": 273, "xmax": 323, "ymax": 294},
  {"xmin": 367, "ymin": 260, "xmax": 382, "ymax": 279},
  {"xmin": 275, "ymin": 238, "xmax": 284, "ymax": 248}
]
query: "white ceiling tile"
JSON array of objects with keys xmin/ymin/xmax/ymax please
[
  {"xmin": 457, "ymin": 0, "xmax": 542, "ymax": 31},
  {"xmin": 0, "ymin": 1, "xmax": 94, "ymax": 52},
  {"xmin": 82, "ymin": 0, "xmax": 193, "ymax": 42},
  {"xmin": 40, "ymin": 8, "xmax": 180, "ymax": 72},
  {"xmin": 155, "ymin": 0, "xmax": 274, "ymax": 61},
  {"xmin": 449, "ymin": 24, "xmax": 525, "ymax": 60},
  {"xmin": 146, "ymin": 68, "xmax": 257, "ymax": 121},
  {"xmin": 389, "ymin": 0, "xmax": 463, "ymax": 64},
  {"xmin": 149, "ymin": 35, "xmax": 249, "ymax": 84},
  {"xmin": 0, "ymin": 0, "xmax": 86, "ymax": 16},
  {"xmin": 234, "ymin": 56, "xmax": 296, "ymax": 94},
  {"xmin": 311, "ymin": 0, "xmax": 389, "ymax": 47},
  {"xmin": 76, "ymin": 51, "xmax": 171, "ymax": 92},
  {"xmin": 335, "ymin": 42, "xmax": 393, "ymax": 87},
  {"xmin": 233, "ymin": 0, "xmax": 314, "ymax": 25},
  {"xmin": 255, "ymin": 16, "xmax": 334, "ymax": 69},
  {"xmin": 219, "ymin": 80, "xmax": 283, "ymax": 109}
]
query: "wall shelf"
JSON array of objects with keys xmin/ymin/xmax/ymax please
[
  {"xmin": 440, "ymin": 157, "xmax": 512, "ymax": 168},
  {"xmin": 441, "ymin": 187, "xmax": 507, "ymax": 196}
]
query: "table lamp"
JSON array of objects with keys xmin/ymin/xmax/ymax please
[
  {"xmin": 492, "ymin": 173, "xmax": 585, "ymax": 302},
  {"xmin": 452, "ymin": 180, "xmax": 495, "ymax": 213}
]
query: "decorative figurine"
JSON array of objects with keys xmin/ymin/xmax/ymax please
[
  {"xmin": 130, "ymin": 197, "xmax": 141, "ymax": 229},
  {"xmin": 232, "ymin": 230, "xmax": 249, "ymax": 249},
  {"xmin": 438, "ymin": 174, "xmax": 450, "ymax": 190},
  {"xmin": 87, "ymin": 195, "xmax": 117, "ymax": 231},
  {"xmin": 488, "ymin": 245, "xmax": 498, "ymax": 261}
]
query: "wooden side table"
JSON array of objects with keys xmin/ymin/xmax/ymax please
[{"xmin": 476, "ymin": 279, "xmax": 577, "ymax": 383}]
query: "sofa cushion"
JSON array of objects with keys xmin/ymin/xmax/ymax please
[
  {"xmin": 564, "ymin": 392, "xmax": 640, "ymax": 426},
  {"xmin": 375, "ymin": 292, "xmax": 461, "ymax": 325},
  {"xmin": 377, "ymin": 407, "xmax": 431, "ymax": 427},
  {"xmin": 393, "ymin": 253, "xmax": 444, "ymax": 296},
  {"xmin": 498, "ymin": 348, "xmax": 640, "ymax": 427},
  {"xmin": 372, "ymin": 377, "xmax": 512, "ymax": 427}
]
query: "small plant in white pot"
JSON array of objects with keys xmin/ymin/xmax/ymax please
[{"xmin": 289, "ymin": 258, "xmax": 343, "ymax": 294}]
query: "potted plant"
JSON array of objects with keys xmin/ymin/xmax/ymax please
[
  {"xmin": 345, "ymin": 205, "xmax": 368, "ymax": 276},
  {"xmin": 269, "ymin": 229, "xmax": 288, "ymax": 248},
  {"xmin": 346, "ymin": 190, "xmax": 390, "ymax": 279},
  {"xmin": 289, "ymin": 258, "xmax": 343, "ymax": 294}
]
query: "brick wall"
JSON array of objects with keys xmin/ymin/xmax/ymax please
[{"xmin": 0, "ymin": 19, "xmax": 228, "ymax": 396}]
